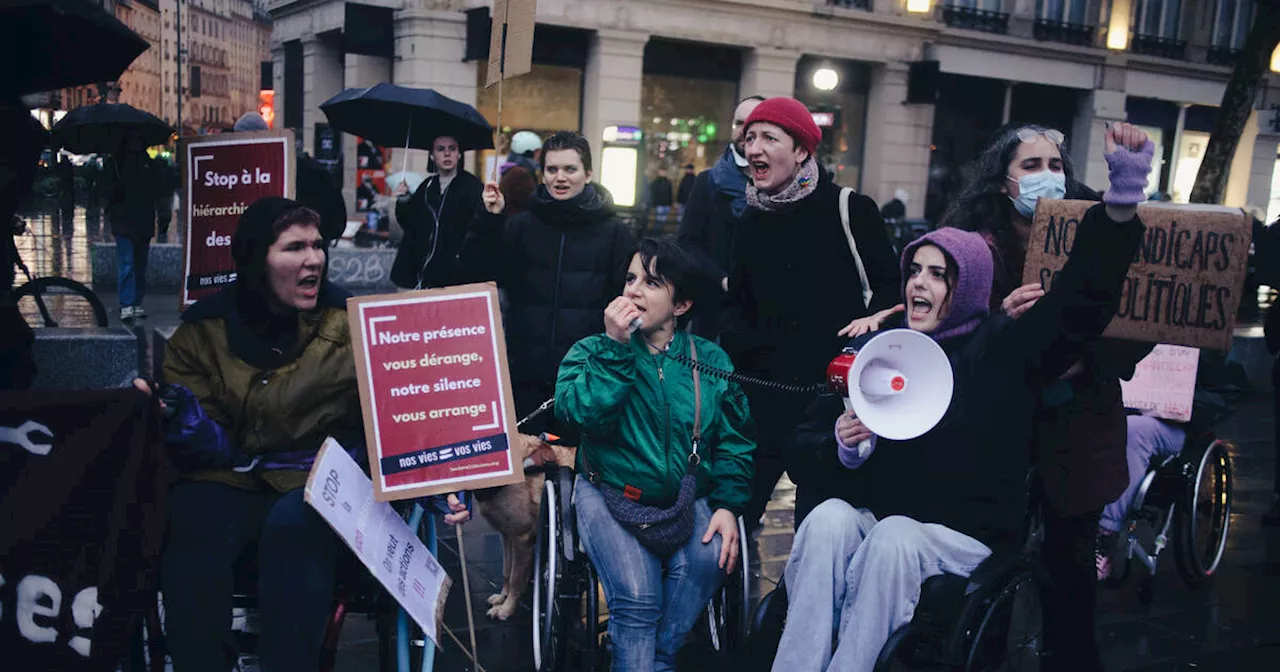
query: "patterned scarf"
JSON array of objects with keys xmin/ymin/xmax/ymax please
[{"xmin": 746, "ymin": 157, "xmax": 819, "ymax": 212}]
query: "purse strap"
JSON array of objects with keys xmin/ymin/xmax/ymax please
[
  {"xmin": 688, "ymin": 334, "xmax": 702, "ymax": 467},
  {"xmin": 839, "ymin": 186, "xmax": 873, "ymax": 310}
]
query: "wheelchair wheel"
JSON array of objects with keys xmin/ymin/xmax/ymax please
[
  {"xmin": 705, "ymin": 516, "xmax": 751, "ymax": 664},
  {"xmin": 534, "ymin": 477, "xmax": 565, "ymax": 671},
  {"xmin": 1174, "ymin": 439, "xmax": 1232, "ymax": 587},
  {"xmin": 747, "ymin": 582, "xmax": 788, "ymax": 672},
  {"xmin": 964, "ymin": 569, "xmax": 1043, "ymax": 672}
]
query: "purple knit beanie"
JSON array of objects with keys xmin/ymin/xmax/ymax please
[{"xmin": 900, "ymin": 227, "xmax": 994, "ymax": 342}]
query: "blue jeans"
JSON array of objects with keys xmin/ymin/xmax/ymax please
[
  {"xmin": 115, "ymin": 235, "xmax": 148, "ymax": 308},
  {"xmin": 773, "ymin": 500, "xmax": 992, "ymax": 672},
  {"xmin": 161, "ymin": 481, "xmax": 340, "ymax": 672},
  {"xmin": 574, "ymin": 476, "xmax": 726, "ymax": 672}
]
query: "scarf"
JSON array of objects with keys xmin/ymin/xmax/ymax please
[
  {"xmin": 710, "ymin": 145, "xmax": 750, "ymax": 218},
  {"xmin": 746, "ymin": 157, "xmax": 819, "ymax": 212}
]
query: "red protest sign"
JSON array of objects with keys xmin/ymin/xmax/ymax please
[
  {"xmin": 349, "ymin": 283, "xmax": 523, "ymax": 501},
  {"xmin": 180, "ymin": 129, "xmax": 295, "ymax": 306}
]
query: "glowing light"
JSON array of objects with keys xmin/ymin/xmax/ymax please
[
  {"xmin": 1271, "ymin": 43, "xmax": 1280, "ymax": 72},
  {"xmin": 906, "ymin": 0, "xmax": 931, "ymax": 12},
  {"xmin": 600, "ymin": 146, "xmax": 638, "ymax": 207},
  {"xmin": 1107, "ymin": 0, "xmax": 1131, "ymax": 51},
  {"xmin": 812, "ymin": 67, "xmax": 839, "ymax": 92}
]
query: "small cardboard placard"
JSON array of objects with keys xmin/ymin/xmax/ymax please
[
  {"xmin": 486, "ymin": 0, "xmax": 535, "ymax": 87},
  {"xmin": 304, "ymin": 439, "xmax": 451, "ymax": 647},
  {"xmin": 349, "ymin": 283, "xmax": 523, "ymax": 501},
  {"xmin": 1021, "ymin": 199, "xmax": 1252, "ymax": 351},
  {"xmin": 1119, "ymin": 344, "xmax": 1200, "ymax": 422},
  {"xmin": 179, "ymin": 129, "xmax": 295, "ymax": 306}
]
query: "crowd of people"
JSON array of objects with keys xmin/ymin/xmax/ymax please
[{"xmin": 2, "ymin": 84, "xmax": 1274, "ymax": 672}]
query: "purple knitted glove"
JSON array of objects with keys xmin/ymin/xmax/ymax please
[
  {"xmin": 1103, "ymin": 139, "xmax": 1155, "ymax": 206},
  {"xmin": 835, "ymin": 428, "xmax": 876, "ymax": 470}
]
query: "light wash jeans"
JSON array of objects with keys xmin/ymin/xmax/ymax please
[
  {"xmin": 574, "ymin": 476, "xmax": 726, "ymax": 672},
  {"xmin": 772, "ymin": 499, "xmax": 992, "ymax": 672},
  {"xmin": 1099, "ymin": 416, "xmax": 1186, "ymax": 533}
]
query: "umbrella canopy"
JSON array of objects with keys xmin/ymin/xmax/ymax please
[
  {"xmin": 320, "ymin": 83, "xmax": 494, "ymax": 152},
  {"xmin": 51, "ymin": 103, "xmax": 172, "ymax": 155},
  {"xmin": 0, "ymin": 0, "xmax": 149, "ymax": 96}
]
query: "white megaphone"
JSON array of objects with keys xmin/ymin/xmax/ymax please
[{"xmin": 825, "ymin": 329, "xmax": 954, "ymax": 453}]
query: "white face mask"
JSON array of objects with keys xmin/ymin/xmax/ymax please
[{"xmin": 1007, "ymin": 170, "xmax": 1066, "ymax": 218}]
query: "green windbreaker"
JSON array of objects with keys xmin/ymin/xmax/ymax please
[{"xmin": 554, "ymin": 332, "xmax": 755, "ymax": 513}]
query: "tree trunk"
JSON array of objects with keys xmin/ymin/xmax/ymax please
[{"xmin": 1189, "ymin": 1, "xmax": 1280, "ymax": 204}]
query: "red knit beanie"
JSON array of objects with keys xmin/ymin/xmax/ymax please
[{"xmin": 744, "ymin": 97, "xmax": 821, "ymax": 156}]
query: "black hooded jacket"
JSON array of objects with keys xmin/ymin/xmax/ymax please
[
  {"xmin": 392, "ymin": 170, "xmax": 484, "ymax": 289},
  {"xmin": 457, "ymin": 183, "xmax": 636, "ymax": 394}
]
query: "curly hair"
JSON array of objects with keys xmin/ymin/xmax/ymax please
[{"xmin": 939, "ymin": 123, "xmax": 1096, "ymax": 294}]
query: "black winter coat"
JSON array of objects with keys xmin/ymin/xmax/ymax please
[
  {"xmin": 787, "ymin": 204, "xmax": 1146, "ymax": 547},
  {"xmin": 295, "ymin": 153, "xmax": 347, "ymax": 243},
  {"xmin": 392, "ymin": 170, "xmax": 484, "ymax": 289},
  {"xmin": 457, "ymin": 183, "xmax": 636, "ymax": 391},
  {"xmin": 721, "ymin": 167, "xmax": 901, "ymax": 386},
  {"xmin": 104, "ymin": 154, "xmax": 163, "ymax": 242},
  {"xmin": 679, "ymin": 170, "xmax": 740, "ymax": 281}
]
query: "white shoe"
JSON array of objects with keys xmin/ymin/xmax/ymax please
[{"xmin": 119, "ymin": 306, "xmax": 135, "ymax": 322}]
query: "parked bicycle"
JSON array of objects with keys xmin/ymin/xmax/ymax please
[{"xmin": 7, "ymin": 215, "xmax": 108, "ymax": 328}]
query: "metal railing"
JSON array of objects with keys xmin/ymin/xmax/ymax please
[
  {"xmin": 1130, "ymin": 34, "xmax": 1188, "ymax": 60},
  {"xmin": 1032, "ymin": 19, "xmax": 1095, "ymax": 47},
  {"xmin": 826, "ymin": 0, "xmax": 872, "ymax": 9},
  {"xmin": 1206, "ymin": 46, "xmax": 1244, "ymax": 67},
  {"xmin": 941, "ymin": 6, "xmax": 1010, "ymax": 35}
]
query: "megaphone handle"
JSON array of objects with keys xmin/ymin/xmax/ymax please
[{"xmin": 841, "ymin": 397, "xmax": 853, "ymax": 412}]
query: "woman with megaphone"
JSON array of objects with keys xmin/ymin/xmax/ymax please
[
  {"xmin": 770, "ymin": 122, "xmax": 1154, "ymax": 672},
  {"xmin": 555, "ymin": 237, "xmax": 755, "ymax": 672}
]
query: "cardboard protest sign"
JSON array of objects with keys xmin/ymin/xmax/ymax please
[
  {"xmin": 1022, "ymin": 199, "xmax": 1252, "ymax": 351},
  {"xmin": 486, "ymin": 0, "xmax": 536, "ymax": 88},
  {"xmin": 349, "ymin": 283, "xmax": 523, "ymax": 501},
  {"xmin": 305, "ymin": 439, "xmax": 451, "ymax": 647},
  {"xmin": 180, "ymin": 129, "xmax": 295, "ymax": 306},
  {"xmin": 1120, "ymin": 344, "xmax": 1199, "ymax": 422}
]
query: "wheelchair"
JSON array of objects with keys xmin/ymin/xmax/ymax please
[
  {"xmin": 532, "ymin": 464, "xmax": 752, "ymax": 671},
  {"xmin": 131, "ymin": 501, "xmax": 443, "ymax": 672},
  {"xmin": 1103, "ymin": 418, "xmax": 1233, "ymax": 604}
]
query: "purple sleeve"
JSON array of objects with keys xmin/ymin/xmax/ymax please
[{"xmin": 834, "ymin": 426, "xmax": 877, "ymax": 470}]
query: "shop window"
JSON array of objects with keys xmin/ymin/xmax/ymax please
[
  {"xmin": 640, "ymin": 74, "xmax": 737, "ymax": 181},
  {"xmin": 474, "ymin": 60, "xmax": 584, "ymax": 175}
]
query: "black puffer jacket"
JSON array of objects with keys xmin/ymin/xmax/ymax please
[
  {"xmin": 458, "ymin": 183, "xmax": 636, "ymax": 400},
  {"xmin": 392, "ymin": 170, "xmax": 484, "ymax": 289}
]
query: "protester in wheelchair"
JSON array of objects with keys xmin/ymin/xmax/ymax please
[
  {"xmin": 1095, "ymin": 415, "xmax": 1185, "ymax": 580},
  {"xmin": 773, "ymin": 128, "xmax": 1153, "ymax": 672},
  {"xmin": 554, "ymin": 236, "xmax": 755, "ymax": 672}
]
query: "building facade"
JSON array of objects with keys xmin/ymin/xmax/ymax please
[
  {"xmin": 267, "ymin": 0, "xmax": 1280, "ymax": 221},
  {"xmin": 115, "ymin": 0, "xmax": 165, "ymax": 117}
]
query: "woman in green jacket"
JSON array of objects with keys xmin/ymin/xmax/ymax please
[{"xmin": 555, "ymin": 237, "xmax": 755, "ymax": 672}]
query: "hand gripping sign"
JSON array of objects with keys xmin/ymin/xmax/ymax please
[{"xmin": 349, "ymin": 283, "xmax": 524, "ymax": 501}]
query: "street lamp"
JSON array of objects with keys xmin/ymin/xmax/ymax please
[{"xmin": 813, "ymin": 67, "xmax": 839, "ymax": 92}]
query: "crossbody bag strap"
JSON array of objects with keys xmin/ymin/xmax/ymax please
[
  {"xmin": 688, "ymin": 334, "xmax": 702, "ymax": 466},
  {"xmin": 839, "ymin": 186, "xmax": 873, "ymax": 310}
]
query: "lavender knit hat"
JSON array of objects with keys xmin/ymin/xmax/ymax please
[{"xmin": 900, "ymin": 227, "xmax": 994, "ymax": 342}]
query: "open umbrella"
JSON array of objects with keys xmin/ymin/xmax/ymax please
[
  {"xmin": 320, "ymin": 83, "xmax": 494, "ymax": 153},
  {"xmin": 0, "ymin": 0, "xmax": 149, "ymax": 96},
  {"xmin": 51, "ymin": 103, "xmax": 172, "ymax": 155}
]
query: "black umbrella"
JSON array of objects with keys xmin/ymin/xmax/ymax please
[
  {"xmin": 0, "ymin": 0, "xmax": 149, "ymax": 96},
  {"xmin": 51, "ymin": 103, "xmax": 172, "ymax": 154},
  {"xmin": 320, "ymin": 83, "xmax": 494, "ymax": 152}
]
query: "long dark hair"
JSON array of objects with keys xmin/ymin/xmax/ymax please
[{"xmin": 939, "ymin": 123, "xmax": 1095, "ymax": 292}]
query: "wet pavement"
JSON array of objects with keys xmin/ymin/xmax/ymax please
[{"xmin": 14, "ymin": 204, "xmax": 1280, "ymax": 670}]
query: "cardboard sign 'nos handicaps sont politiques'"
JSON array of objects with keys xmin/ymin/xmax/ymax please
[{"xmin": 1021, "ymin": 200, "xmax": 1253, "ymax": 351}]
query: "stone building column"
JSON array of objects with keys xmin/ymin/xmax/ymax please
[
  {"xmin": 582, "ymin": 30, "xmax": 647, "ymax": 180},
  {"xmin": 862, "ymin": 62, "xmax": 935, "ymax": 218},
  {"xmin": 343, "ymin": 53, "xmax": 394, "ymax": 217},
  {"xmin": 302, "ymin": 35, "xmax": 343, "ymax": 157},
  {"xmin": 740, "ymin": 48, "xmax": 799, "ymax": 100},
  {"xmin": 393, "ymin": 8, "xmax": 478, "ymax": 174},
  {"xmin": 1069, "ymin": 89, "xmax": 1127, "ymax": 193},
  {"xmin": 1245, "ymin": 108, "xmax": 1280, "ymax": 220}
]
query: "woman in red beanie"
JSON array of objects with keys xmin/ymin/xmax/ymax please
[{"xmin": 720, "ymin": 96, "xmax": 901, "ymax": 530}]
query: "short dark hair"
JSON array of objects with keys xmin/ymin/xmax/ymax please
[
  {"xmin": 542, "ymin": 131, "xmax": 593, "ymax": 172},
  {"xmin": 631, "ymin": 236, "xmax": 718, "ymax": 329},
  {"xmin": 738, "ymin": 94, "xmax": 766, "ymax": 106}
]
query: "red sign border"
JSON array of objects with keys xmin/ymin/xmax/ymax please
[
  {"xmin": 349, "ymin": 283, "xmax": 525, "ymax": 501},
  {"xmin": 179, "ymin": 129, "xmax": 296, "ymax": 308}
]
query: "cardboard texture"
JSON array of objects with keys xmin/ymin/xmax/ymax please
[
  {"xmin": 1119, "ymin": 344, "xmax": 1199, "ymax": 422},
  {"xmin": 304, "ymin": 440, "xmax": 451, "ymax": 647},
  {"xmin": 486, "ymin": 0, "xmax": 535, "ymax": 87},
  {"xmin": 179, "ymin": 129, "xmax": 295, "ymax": 307},
  {"xmin": 1021, "ymin": 199, "xmax": 1252, "ymax": 351},
  {"xmin": 348, "ymin": 283, "xmax": 524, "ymax": 501}
]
